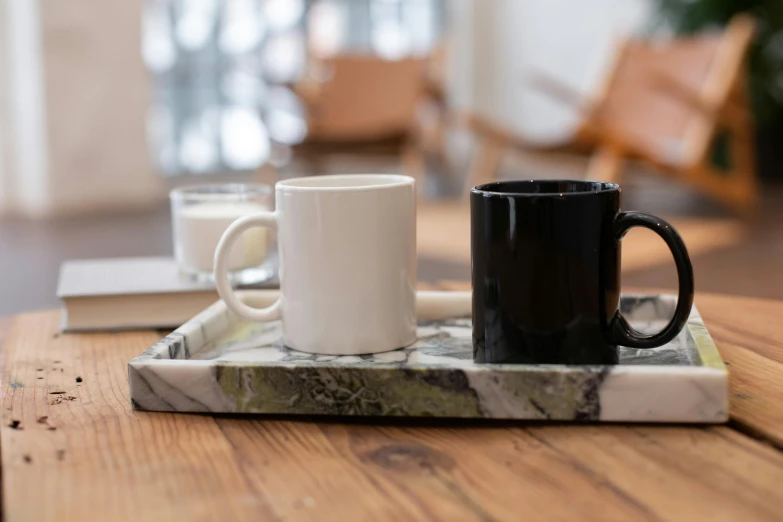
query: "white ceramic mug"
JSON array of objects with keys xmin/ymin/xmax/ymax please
[{"xmin": 214, "ymin": 174, "xmax": 417, "ymax": 355}]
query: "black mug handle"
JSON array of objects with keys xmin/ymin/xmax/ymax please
[{"xmin": 608, "ymin": 211, "xmax": 695, "ymax": 348}]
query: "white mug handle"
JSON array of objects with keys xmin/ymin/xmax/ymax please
[{"xmin": 214, "ymin": 212, "xmax": 282, "ymax": 322}]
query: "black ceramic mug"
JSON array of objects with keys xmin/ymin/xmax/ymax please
[{"xmin": 471, "ymin": 180, "xmax": 694, "ymax": 364}]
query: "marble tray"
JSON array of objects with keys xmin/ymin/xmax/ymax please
[{"xmin": 128, "ymin": 293, "xmax": 728, "ymax": 423}]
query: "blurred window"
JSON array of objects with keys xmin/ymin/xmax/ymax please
[{"xmin": 143, "ymin": 0, "xmax": 442, "ymax": 177}]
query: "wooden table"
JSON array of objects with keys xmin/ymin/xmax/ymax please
[{"xmin": 2, "ymin": 290, "xmax": 783, "ymax": 521}]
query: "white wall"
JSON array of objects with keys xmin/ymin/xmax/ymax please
[
  {"xmin": 0, "ymin": 0, "xmax": 7, "ymax": 214},
  {"xmin": 0, "ymin": 0, "xmax": 162, "ymax": 218},
  {"xmin": 450, "ymin": 0, "xmax": 652, "ymax": 142},
  {"xmin": 39, "ymin": 0, "xmax": 162, "ymax": 216},
  {"xmin": 3, "ymin": 0, "xmax": 49, "ymax": 215}
]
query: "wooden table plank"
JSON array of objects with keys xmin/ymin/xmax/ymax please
[
  {"xmin": 0, "ymin": 312, "xmax": 278, "ymax": 521},
  {"xmin": 693, "ymin": 293, "xmax": 783, "ymax": 448},
  {"xmin": 213, "ymin": 420, "xmax": 783, "ymax": 521},
  {"xmin": 0, "ymin": 315, "xmax": 9, "ymax": 518},
  {"xmin": 2, "ymin": 303, "xmax": 783, "ymax": 521}
]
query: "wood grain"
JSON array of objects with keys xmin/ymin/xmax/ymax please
[
  {"xmin": 2, "ymin": 307, "xmax": 783, "ymax": 521},
  {"xmin": 0, "ymin": 313, "xmax": 277, "ymax": 521},
  {"xmin": 694, "ymin": 293, "xmax": 783, "ymax": 448}
]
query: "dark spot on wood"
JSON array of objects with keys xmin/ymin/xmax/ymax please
[
  {"xmin": 36, "ymin": 368, "xmax": 43, "ymax": 371},
  {"xmin": 37, "ymin": 416, "xmax": 48, "ymax": 424},
  {"xmin": 56, "ymin": 449, "xmax": 65, "ymax": 461},
  {"xmin": 52, "ymin": 333, "xmax": 60, "ymax": 339},
  {"xmin": 49, "ymin": 395, "xmax": 77, "ymax": 405},
  {"xmin": 23, "ymin": 455, "xmax": 32, "ymax": 464},
  {"xmin": 9, "ymin": 381, "xmax": 23, "ymax": 390},
  {"xmin": 49, "ymin": 391, "xmax": 66, "ymax": 395},
  {"xmin": 8, "ymin": 419, "xmax": 22, "ymax": 430},
  {"xmin": 75, "ymin": 377, "xmax": 82, "ymax": 383},
  {"xmin": 363, "ymin": 443, "xmax": 454, "ymax": 473},
  {"xmin": 48, "ymin": 426, "xmax": 57, "ymax": 431},
  {"xmin": 37, "ymin": 377, "xmax": 43, "ymax": 380},
  {"xmin": 60, "ymin": 369, "xmax": 64, "ymax": 373},
  {"xmin": 53, "ymin": 360, "xmax": 61, "ymax": 364}
]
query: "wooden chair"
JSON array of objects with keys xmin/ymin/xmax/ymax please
[
  {"xmin": 289, "ymin": 55, "xmax": 431, "ymax": 183},
  {"xmin": 462, "ymin": 14, "xmax": 759, "ymax": 218}
]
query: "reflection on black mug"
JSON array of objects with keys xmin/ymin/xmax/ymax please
[{"xmin": 471, "ymin": 180, "xmax": 694, "ymax": 365}]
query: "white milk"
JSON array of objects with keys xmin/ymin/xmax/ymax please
[{"xmin": 174, "ymin": 202, "xmax": 268, "ymax": 273}]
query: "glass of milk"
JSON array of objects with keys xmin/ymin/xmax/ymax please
[{"xmin": 170, "ymin": 184, "xmax": 276, "ymax": 284}]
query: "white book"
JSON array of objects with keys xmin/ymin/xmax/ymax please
[{"xmin": 57, "ymin": 257, "xmax": 276, "ymax": 331}]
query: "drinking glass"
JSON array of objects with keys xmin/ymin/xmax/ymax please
[{"xmin": 170, "ymin": 184, "xmax": 277, "ymax": 284}]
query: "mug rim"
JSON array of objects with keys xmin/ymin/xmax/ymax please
[
  {"xmin": 471, "ymin": 179, "xmax": 620, "ymax": 197},
  {"xmin": 277, "ymin": 174, "xmax": 414, "ymax": 192},
  {"xmin": 170, "ymin": 183, "xmax": 272, "ymax": 202}
]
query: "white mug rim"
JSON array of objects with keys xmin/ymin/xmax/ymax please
[{"xmin": 276, "ymin": 174, "xmax": 414, "ymax": 192}]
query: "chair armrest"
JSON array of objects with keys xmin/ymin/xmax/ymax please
[
  {"xmin": 291, "ymin": 80, "xmax": 323, "ymax": 108},
  {"xmin": 647, "ymin": 68, "xmax": 752, "ymax": 127},
  {"xmin": 448, "ymin": 111, "xmax": 522, "ymax": 147},
  {"xmin": 527, "ymin": 69, "xmax": 599, "ymax": 117}
]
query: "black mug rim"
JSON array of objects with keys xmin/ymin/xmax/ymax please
[{"xmin": 471, "ymin": 179, "xmax": 620, "ymax": 198}]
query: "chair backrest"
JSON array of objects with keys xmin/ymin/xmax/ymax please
[
  {"xmin": 305, "ymin": 55, "xmax": 428, "ymax": 141},
  {"xmin": 592, "ymin": 14, "xmax": 755, "ymax": 167}
]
